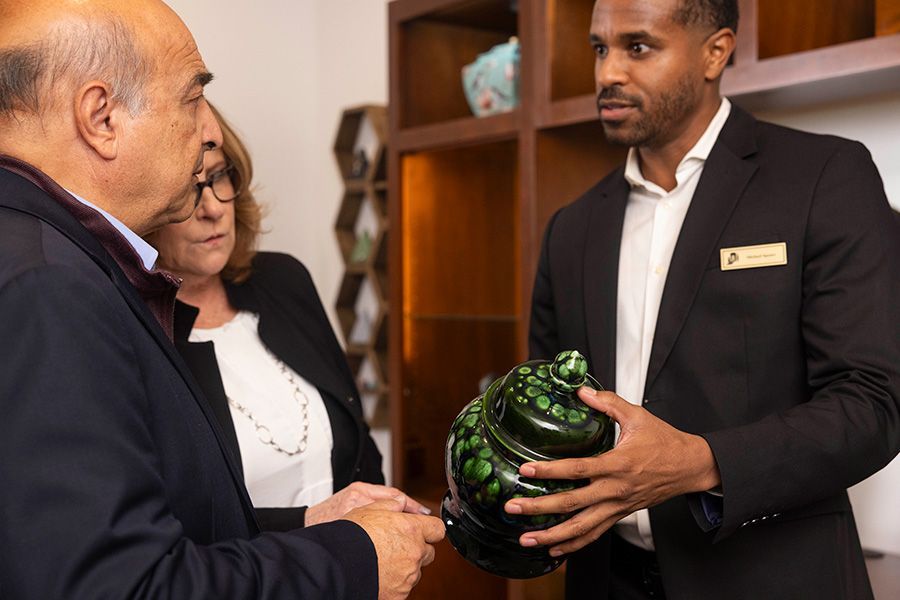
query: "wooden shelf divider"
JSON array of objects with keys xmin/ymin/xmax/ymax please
[
  {"xmin": 722, "ymin": 34, "xmax": 900, "ymax": 110},
  {"xmin": 394, "ymin": 111, "xmax": 521, "ymax": 152}
]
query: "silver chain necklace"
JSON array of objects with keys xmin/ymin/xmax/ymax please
[{"xmin": 226, "ymin": 351, "xmax": 310, "ymax": 456}]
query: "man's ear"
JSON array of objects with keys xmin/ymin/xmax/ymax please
[
  {"xmin": 74, "ymin": 81, "xmax": 120, "ymax": 160},
  {"xmin": 704, "ymin": 28, "xmax": 736, "ymax": 81}
]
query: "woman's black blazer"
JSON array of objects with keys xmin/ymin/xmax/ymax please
[{"xmin": 173, "ymin": 252, "xmax": 384, "ymax": 531}]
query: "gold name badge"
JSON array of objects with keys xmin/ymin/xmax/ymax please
[{"xmin": 720, "ymin": 242, "xmax": 787, "ymax": 271}]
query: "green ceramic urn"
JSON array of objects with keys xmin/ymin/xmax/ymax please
[{"xmin": 441, "ymin": 350, "xmax": 615, "ymax": 579}]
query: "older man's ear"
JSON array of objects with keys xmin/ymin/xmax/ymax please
[{"xmin": 73, "ymin": 81, "xmax": 120, "ymax": 161}]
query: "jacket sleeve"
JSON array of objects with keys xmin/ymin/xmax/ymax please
[
  {"xmin": 256, "ymin": 506, "xmax": 309, "ymax": 531},
  {"xmin": 0, "ymin": 266, "xmax": 378, "ymax": 599},
  {"xmin": 701, "ymin": 141, "xmax": 900, "ymax": 539}
]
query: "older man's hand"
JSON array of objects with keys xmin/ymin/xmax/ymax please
[
  {"xmin": 342, "ymin": 498, "xmax": 445, "ymax": 600},
  {"xmin": 306, "ymin": 482, "xmax": 432, "ymax": 526},
  {"xmin": 504, "ymin": 387, "xmax": 720, "ymax": 557}
]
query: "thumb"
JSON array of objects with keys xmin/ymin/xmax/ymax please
[
  {"xmin": 576, "ymin": 387, "xmax": 632, "ymax": 423},
  {"xmin": 416, "ymin": 514, "xmax": 446, "ymax": 544}
]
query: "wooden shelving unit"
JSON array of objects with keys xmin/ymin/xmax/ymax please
[
  {"xmin": 333, "ymin": 105, "xmax": 390, "ymax": 428},
  {"xmin": 387, "ymin": 1, "xmax": 900, "ymax": 598}
]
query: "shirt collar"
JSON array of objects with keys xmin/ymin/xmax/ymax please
[
  {"xmin": 66, "ymin": 190, "xmax": 159, "ymax": 271},
  {"xmin": 624, "ymin": 97, "xmax": 732, "ymax": 191}
]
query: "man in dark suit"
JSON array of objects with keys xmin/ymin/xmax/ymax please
[
  {"xmin": 0, "ymin": 1, "xmax": 442, "ymax": 598},
  {"xmin": 503, "ymin": 0, "xmax": 900, "ymax": 598}
]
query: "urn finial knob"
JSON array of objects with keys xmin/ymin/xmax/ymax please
[{"xmin": 550, "ymin": 350, "xmax": 588, "ymax": 393}]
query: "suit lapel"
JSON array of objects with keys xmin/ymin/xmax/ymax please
[
  {"xmin": 111, "ymin": 270, "xmax": 236, "ymax": 434},
  {"xmin": 584, "ymin": 174, "xmax": 630, "ymax": 390},
  {"xmin": 94, "ymin": 251, "xmax": 261, "ymax": 529},
  {"xmin": 643, "ymin": 107, "xmax": 759, "ymax": 395}
]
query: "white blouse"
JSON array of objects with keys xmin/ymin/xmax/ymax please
[{"xmin": 189, "ymin": 311, "xmax": 334, "ymax": 508}]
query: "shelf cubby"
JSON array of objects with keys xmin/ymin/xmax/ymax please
[
  {"xmin": 397, "ymin": 0, "xmax": 519, "ymax": 128},
  {"xmin": 757, "ymin": 0, "xmax": 875, "ymax": 59},
  {"xmin": 396, "ymin": 138, "xmax": 520, "ymax": 506},
  {"xmin": 547, "ymin": 0, "xmax": 595, "ymax": 101},
  {"xmin": 401, "ymin": 140, "xmax": 519, "ymax": 317},
  {"xmin": 879, "ymin": 0, "xmax": 900, "ymax": 35}
]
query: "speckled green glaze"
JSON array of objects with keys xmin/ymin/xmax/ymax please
[{"xmin": 442, "ymin": 350, "xmax": 615, "ymax": 579}]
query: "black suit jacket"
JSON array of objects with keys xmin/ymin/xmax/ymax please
[
  {"xmin": 0, "ymin": 163, "xmax": 377, "ymax": 598},
  {"xmin": 530, "ymin": 105, "xmax": 900, "ymax": 599},
  {"xmin": 173, "ymin": 251, "xmax": 384, "ymax": 531}
]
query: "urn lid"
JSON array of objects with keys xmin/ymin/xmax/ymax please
[{"xmin": 483, "ymin": 350, "xmax": 613, "ymax": 461}]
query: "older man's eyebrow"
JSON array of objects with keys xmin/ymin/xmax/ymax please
[
  {"xmin": 183, "ymin": 71, "xmax": 214, "ymax": 96},
  {"xmin": 196, "ymin": 71, "xmax": 214, "ymax": 87}
]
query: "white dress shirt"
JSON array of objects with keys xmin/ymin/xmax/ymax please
[
  {"xmin": 190, "ymin": 311, "xmax": 334, "ymax": 508},
  {"xmin": 613, "ymin": 98, "xmax": 732, "ymax": 551},
  {"xmin": 66, "ymin": 190, "xmax": 159, "ymax": 271}
]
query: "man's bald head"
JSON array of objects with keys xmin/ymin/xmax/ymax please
[
  {"xmin": 0, "ymin": 0, "xmax": 222, "ymax": 236},
  {"xmin": 0, "ymin": 1, "xmax": 163, "ymax": 117},
  {"xmin": 0, "ymin": 19, "xmax": 148, "ymax": 117}
]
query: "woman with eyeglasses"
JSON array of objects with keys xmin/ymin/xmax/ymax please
[{"xmin": 146, "ymin": 103, "xmax": 427, "ymax": 531}]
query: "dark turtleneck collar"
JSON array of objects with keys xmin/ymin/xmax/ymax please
[{"xmin": 0, "ymin": 154, "xmax": 181, "ymax": 339}]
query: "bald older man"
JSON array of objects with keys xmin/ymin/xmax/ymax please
[{"xmin": 0, "ymin": 2, "xmax": 442, "ymax": 598}]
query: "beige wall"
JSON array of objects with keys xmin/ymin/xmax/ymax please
[
  {"xmin": 167, "ymin": 1, "xmax": 899, "ymax": 554},
  {"xmin": 168, "ymin": 0, "xmax": 389, "ymax": 340}
]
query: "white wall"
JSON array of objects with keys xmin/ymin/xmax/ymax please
[
  {"xmin": 167, "ymin": 1, "xmax": 899, "ymax": 553},
  {"xmin": 168, "ymin": 0, "xmax": 389, "ymax": 334}
]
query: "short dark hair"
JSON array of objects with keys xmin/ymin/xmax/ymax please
[
  {"xmin": 673, "ymin": 0, "xmax": 739, "ymax": 33},
  {"xmin": 0, "ymin": 16, "xmax": 149, "ymax": 117}
]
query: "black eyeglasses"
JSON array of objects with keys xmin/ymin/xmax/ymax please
[{"xmin": 194, "ymin": 163, "xmax": 240, "ymax": 206}]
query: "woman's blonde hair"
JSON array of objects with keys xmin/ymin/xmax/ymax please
[{"xmin": 210, "ymin": 102, "xmax": 264, "ymax": 284}]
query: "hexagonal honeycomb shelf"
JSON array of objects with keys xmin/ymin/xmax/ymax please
[{"xmin": 333, "ymin": 105, "xmax": 389, "ymax": 427}]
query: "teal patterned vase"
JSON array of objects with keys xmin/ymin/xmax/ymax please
[{"xmin": 441, "ymin": 350, "xmax": 615, "ymax": 579}]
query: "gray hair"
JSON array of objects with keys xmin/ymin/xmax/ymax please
[{"xmin": 0, "ymin": 16, "xmax": 150, "ymax": 118}]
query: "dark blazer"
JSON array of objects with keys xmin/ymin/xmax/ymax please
[
  {"xmin": 0, "ymin": 163, "xmax": 377, "ymax": 599},
  {"xmin": 173, "ymin": 251, "xmax": 384, "ymax": 531},
  {"xmin": 530, "ymin": 105, "xmax": 900, "ymax": 600}
]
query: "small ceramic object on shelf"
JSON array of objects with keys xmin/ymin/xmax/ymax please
[
  {"xmin": 349, "ymin": 149, "xmax": 369, "ymax": 179},
  {"xmin": 349, "ymin": 229, "xmax": 372, "ymax": 264},
  {"xmin": 442, "ymin": 350, "xmax": 615, "ymax": 579},
  {"xmin": 461, "ymin": 36, "xmax": 520, "ymax": 118}
]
